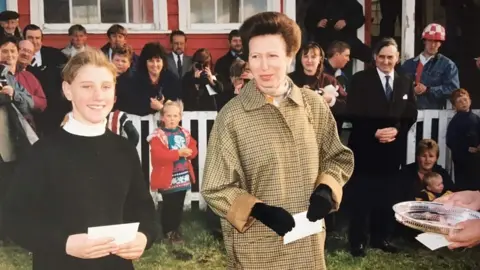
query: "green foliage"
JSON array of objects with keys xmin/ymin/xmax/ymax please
[{"xmin": 0, "ymin": 211, "xmax": 478, "ymax": 269}]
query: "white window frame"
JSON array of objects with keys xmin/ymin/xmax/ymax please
[
  {"xmin": 178, "ymin": 0, "xmax": 281, "ymax": 34},
  {"xmin": 30, "ymin": 0, "xmax": 169, "ymax": 34},
  {"xmin": 6, "ymin": 0, "xmax": 18, "ymax": 11}
]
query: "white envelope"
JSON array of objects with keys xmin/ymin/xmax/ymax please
[
  {"xmin": 415, "ymin": 232, "xmax": 451, "ymax": 250},
  {"xmin": 403, "ymin": 94, "xmax": 408, "ymax": 100},
  {"xmin": 283, "ymin": 211, "xmax": 323, "ymax": 244},
  {"xmin": 88, "ymin": 222, "xmax": 139, "ymax": 245}
]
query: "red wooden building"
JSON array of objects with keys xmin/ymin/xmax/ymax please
[{"xmin": 5, "ymin": 0, "xmax": 309, "ymax": 61}]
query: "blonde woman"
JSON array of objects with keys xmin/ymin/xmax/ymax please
[{"xmin": 3, "ymin": 49, "xmax": 156, "ymax": 269}]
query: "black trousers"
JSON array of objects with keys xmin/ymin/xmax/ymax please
[
  {"xmin": 0, "ymin": 162, "xmax": 16, "ymax": 240},
  {"xmin": 379, "ymin": 0, "xmax": 402, "ymax": 38},
  {"xmin": 160, "ymin": 190, "xmax": 187, "ymax": 235},
  {"xmin": 348, "ymin": 173, "xmax": 397, "ymax": 246}
]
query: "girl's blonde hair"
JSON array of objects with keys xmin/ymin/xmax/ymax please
[
  {"xmin": 159, "ymin": 100, "xmax": 184, "ymax": 128},
  {"xmin": 62, "ymin": 48, "xmax": 117, "ymax": 84},
  {"xmin": 160, "ymin": 100, "xmax": 184, "ymax": 115}
]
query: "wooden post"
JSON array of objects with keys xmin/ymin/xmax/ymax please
[
  {"xmin": 401, "ymin": 0, "xmax": 416, "ymax": 63},
  {"xmin": 354, "ymin": 0, "xmax": 366, "ymax": 73}
]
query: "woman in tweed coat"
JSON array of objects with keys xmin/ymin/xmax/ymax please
[{"xmin": 201, "ymin": 12, "xmax": 354, "ymax": 270}]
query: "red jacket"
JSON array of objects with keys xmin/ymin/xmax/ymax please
[{"xmin": 147, "ymin": 126, "xmax": 198, "ymax": 190}]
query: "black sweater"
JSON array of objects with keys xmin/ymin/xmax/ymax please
[{"xmin": 3, "ymin": 129, "xmax": 156, "ymax": 270}]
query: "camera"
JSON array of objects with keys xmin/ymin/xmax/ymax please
[{"xmin": 194, "ymin": 62, "xmax": 206, "ymax": 70}]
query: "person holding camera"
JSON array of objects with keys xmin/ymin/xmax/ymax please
[
  {"xmin": 181, "ymin": 48, "xmax": 223, "ymax": 111},
  {"xmin": 0, "ymin": 39, "xmax": 36, "ymax": 243}
]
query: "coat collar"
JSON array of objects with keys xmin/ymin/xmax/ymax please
[{"xmin": 239, "ymin": 77, "xmax": 304, "ymax": 111}]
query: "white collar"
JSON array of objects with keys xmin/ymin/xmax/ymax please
[
  {"xmin": 63, "ymin": 112, "xmax": 107, "ymax": 137},
  {"xmin": 376, "ymin": 68, "xmax": 394, "ymax": 79},
  {"xmin": 419, "ymin": 53, "xmax": 434, "ymax": 65},
  {"xmin": 173, "ymin": 53, "xmax": 183, "ymax": 60}
]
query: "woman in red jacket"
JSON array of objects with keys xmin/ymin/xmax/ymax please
[{"xmin": 147, "ymin": 100, "xmax": 197, "ymax": 244}]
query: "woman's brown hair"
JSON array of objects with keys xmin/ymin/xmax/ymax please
[
  {"xmin": 192, "ymin": 48, "xmax": 214, "ymax": 70},
  {"xmin": 299, "ymin": 42, "xmax": 325, "ymax": 77},
  {"xmin": 239, "ymin": 12, "xmax": 301, "ymax": 58},
  {"xmin": 416, "ymin": 139, "xmax": 440, "ymax": 158},
  {"xmin": 62, "ymin": 48, "xmax": 117, "ymax": 84}
]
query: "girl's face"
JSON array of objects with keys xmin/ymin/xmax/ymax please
[
  {"xmin": 63, "ymin": 64, "xmax": 115, "ymax": 125},
  {"xmin": 162, "ymin": 105, "xmax": 182, "ymax": 129},
  {"xmin": 301, "ymin": 48, "xmax": 321, "ymax": 75},
  {"xmin": 147, "ymin": 57, "xmax": 163, "ymax": 77}
]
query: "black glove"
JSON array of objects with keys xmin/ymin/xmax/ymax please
[
  {"xmin": 306, "ymin": 184, "xmax": 334, "ymax": 222},
  {"xmin": 250, "ymin": 203, "xmax": 295, "ymax": 236}
]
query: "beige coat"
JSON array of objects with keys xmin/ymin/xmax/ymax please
[{"xmin": 201, "ymin": 79, "xmax": 354, "ymax": 269}]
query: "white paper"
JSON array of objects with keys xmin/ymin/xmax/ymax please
[
  {"xmin": 206, "ymin": 75, "xmax": 218, "ymax": 96},
  {"xmin": 206, "ymin": 84, "xmax": 218, "ymax": 96},
  {"xmin": 88, "ymin": 222, "xmax": 139, "ymax": 245},
  {"xmin": 283, "ymin": 211, "xmax": 323, "ymax": 244},
  {"xmin": 415, "ymin": 232, "xmax": 451, "ymax": 250}
]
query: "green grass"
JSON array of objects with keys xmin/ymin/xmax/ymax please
[{"xmin": 0, "ymin": 211, "xmax": 479, "ymax": 269}]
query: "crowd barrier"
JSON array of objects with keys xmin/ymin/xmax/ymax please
[{"xmin": 129, "ymin": 110, "xmax": 480, "ymax": 209}]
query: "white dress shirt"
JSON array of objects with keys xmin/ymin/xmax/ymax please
[
  {"xmin": 173, "ymin": 53, "xmax": 183, "ymax": 68},
  {"xmin": 376, "ymin": 68, "xmax": 394, "ymax": 94},
  {"xmin": 32, "ymin": 50, "xmax": 42, "ymax": 67}
]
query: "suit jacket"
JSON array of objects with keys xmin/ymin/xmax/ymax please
[
  {"xmin": 166, "ymin": 52, "xmax": 192, "ymax": 79},
  {"xmin": 27, "ymin": 46, "xmax": 70, "ymax": 135},
  {"xmin": 347, "ymin": 68, "xmax": 417, "ymax": 175}
]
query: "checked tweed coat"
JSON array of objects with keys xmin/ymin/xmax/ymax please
[{"xmin": 201, "ymin": 79, "xmax": 354, "ymax": 270}]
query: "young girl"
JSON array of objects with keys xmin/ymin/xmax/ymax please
[
  {"xmin": 147, "ymin": 100, "xmax": 197, "ymax": 244},
  {"xmin": 3, "ymin": 49, "xmax": 156, "ymax": 270}
]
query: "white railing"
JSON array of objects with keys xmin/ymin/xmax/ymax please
[{"xmin": 129, "ymin": 110, "xmax": 480, "ymax": 209}]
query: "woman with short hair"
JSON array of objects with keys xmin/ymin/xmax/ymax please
[{"xmin": 201, "ymin": 12, "xmax": 354, "ymax": 269}]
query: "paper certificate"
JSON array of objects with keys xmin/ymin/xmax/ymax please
[
  {"xmin": 416, "ymin": 232, "xmax": 451, "ymax": 250},
  {"xmin": 88, "ymin": 222, "xmax": 139, "ymax": 245},
  {"xmin": 283, "ymin": 211, "xmax": 324, "ymax": 244}
]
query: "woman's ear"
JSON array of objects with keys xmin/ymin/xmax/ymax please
[{"xmin": 62, "ymin": 81, "xmax": 73, "ymax": 101}]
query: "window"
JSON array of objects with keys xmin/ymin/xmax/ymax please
[
  {"xmin": 178, "ymin": 0, "xmax": 281, "ymax": 33},
  {"xmin": 30, "ymin": 0, "xmax": 168, "ymax": 34}
]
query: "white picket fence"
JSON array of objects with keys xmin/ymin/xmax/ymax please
[{"xmin": 129, "ymin": 110, "xmax": 480, "ymax": 209}]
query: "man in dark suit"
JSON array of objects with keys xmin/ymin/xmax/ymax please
[
  {"xmin": 166, "ymin": 30, "xmax": 192, "ymax": 82},
  {"xmin": 346, "ymin": 38, "xmax": 418, "ymax": 257},
  {"xmin": 23, "ymin": 24, "xmax": 69, "ymax": 136}
]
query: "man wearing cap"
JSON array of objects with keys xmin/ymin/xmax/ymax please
[
  {"xmin": 401, "ymin": 23, "xmax": 460, "ymax": 142},
  {"xmin": 402, "ymin": 23, "xmax": 459, "ymax": 110},
  {"xmin": 0, "ymin": 10, "xmax": 22, "ymax": 39}
]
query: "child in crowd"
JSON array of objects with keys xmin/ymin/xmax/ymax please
[
  {"xmin": 416, "ymin": 172, "xmax": 453, "ymax": 201},
  {"xmin": 111, "ymin": 45, "xmax": 133, "ymax": 76},
  {"xmin": 229, "ymin": 59, "xmax": 253, "ymax": 95},
  {"xmin": 446, "ymin": 88, "xmax": 480, "ymax": 191},
  {"xmin": 147, "ymin": 100, "xmax": 197, "ymax": 244},
  {"xmin": 3, "ymin": 49, "xmax": 156, "ymax": 269}
]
